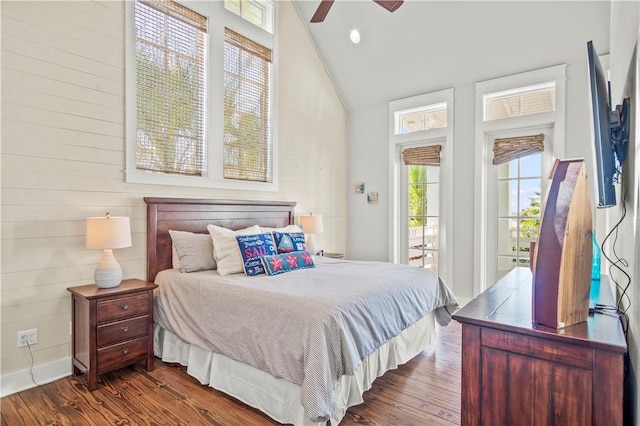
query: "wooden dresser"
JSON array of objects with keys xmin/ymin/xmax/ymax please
[
  {"xmin": 68, "ymin": 279, "xmax": 158, "ymax": 391},
  {"xmin": 453, "ymin": 267, "xmax": 627, "ymax": 425}
]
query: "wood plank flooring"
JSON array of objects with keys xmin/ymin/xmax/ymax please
[{"xmin": 1, "ymin": 322, "xmax": 461, "ymax": 425}]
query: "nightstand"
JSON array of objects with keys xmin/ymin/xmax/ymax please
[
  {"xmin": 318, "ymin": 252, "xmax": 344, "ymax": 259},
  {"xmin": 67, "ymin": 279, "xmax": 158, "ymax": 391}
]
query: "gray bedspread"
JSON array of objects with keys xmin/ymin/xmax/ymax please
[{"xmin": 154, "ymin": 257, "xmax": 458, "ymax": 422}]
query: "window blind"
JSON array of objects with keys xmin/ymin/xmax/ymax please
[
  {"xmin": 223, "ymin": 28, "xmax": 272, "ymax": 182},
  {"xmin": 492, "ymin": 134, "xmax": 544, "ymax": 165},
  {"xmin": 135, "ymin": 0, "xmax": 207, "ymax": 176},
  {"xmin": 402, "ymin": 145, "xmax": 442, "ymax": 166}
]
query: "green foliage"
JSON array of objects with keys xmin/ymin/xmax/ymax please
[
  {"xmin": 408, "ymin": 165, "xmax": 426, "ymax": 227},
  {"xmin": 519, "ymin": 193, "xmax": 541, "ymax": 238},
  {"xmin": 223, "ymin": 85, "xmax": 268, "ymax": 180},
  {"xmin": 136, "ymin": 51, "xmax": 201, "ymax": 175}
]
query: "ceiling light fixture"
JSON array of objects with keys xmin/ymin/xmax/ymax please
[{"xmin": 350, "ymin": 29, "xmax": 361, "ymax": 44}]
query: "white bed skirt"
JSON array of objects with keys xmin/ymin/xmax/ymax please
[{"xmin": 154, "ymin": 311, "xmax": 436, "ymax": 426}]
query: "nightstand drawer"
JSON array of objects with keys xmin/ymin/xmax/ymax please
[
  {"xmin": 97, "ymin": 316, "xmax": 149, "ymax": 347},
  {"xmin": 97, "ymin": 294, "xmax": 150, "ymax": 323},
  {"xmin": 97, "ymin": 337, "xmax": 149, "ymax": 372}
]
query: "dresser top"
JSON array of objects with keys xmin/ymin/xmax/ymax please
[{"xmin": 453, "ymin": 267, "xmax": 627, "ymax": 353}]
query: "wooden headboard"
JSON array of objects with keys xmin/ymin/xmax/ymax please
[{"xmin": 144, "ymin": 197, "xmax": 296, "ymax": 282}]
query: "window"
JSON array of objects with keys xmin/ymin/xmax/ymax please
[
  {"xmin": 388, "ymin": 89, "xmax": 454, "ymax": 289},
  {"xmin": 223, "ymin": 28, "xmax": 272, "ymax": 182},
  {"xmin": 474, "ymin": 65, "xmax": 565, "ymax": 294},
  {"xmin": 404, "ymin": 145, "xmax": 441, "ymax": 273},
  {"xmin": 134, "ymin": 0, "xmax": 207, "ymax": 177},
  {"xmin": 394, "ymin": 103, "xmax": 447, "ymax": 134},
  {"xmin": 224, "ymin": 0, "xmax": 274, "ymax": 33},
  {"xmin": 126, "ymin": 0, "xmax": 276, "ymax": 190},
  {"xmin": 495, "ymin": 144, "xmax": 543, "ymax": 278},
  {"xmin": 484, "ymin": 83, "xmax": 556, "ymax": 121}
]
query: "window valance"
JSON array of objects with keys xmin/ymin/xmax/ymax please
[
  {"xmin": 492, "ymin": 134, "xmax": 544, "ymax": 165},
  {"xmin": 402, "ymin": 145, "xmax": 442, "ymax": 166}
]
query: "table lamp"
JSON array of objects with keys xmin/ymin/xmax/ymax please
[
  {"xmin": 86, "ymin": 214, "xmax": 132, "ymax": 288},
  {"xmin": 300, "ymin": 213, "xmax": 323, "ymax": 255}
]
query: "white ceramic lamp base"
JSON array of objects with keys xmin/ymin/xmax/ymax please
[
  {"xmin": 306, "ymin": 234, "xmax": 319, "ymax": 255},
  {"xmin": 94, "ymin": 249, "xmax": 123, "ymax": 288}
]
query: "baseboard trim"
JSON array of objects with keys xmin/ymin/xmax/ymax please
[{"xmin": 1, "ymin": 357, "xmax": 72, "ymax": 397}]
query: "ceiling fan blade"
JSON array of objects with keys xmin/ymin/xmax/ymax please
[
  {"xmin": 373, "ymin": 0, "xmax": 404, "ymax": 13},
  {"xmin": 310, "ymin": 0, "xmax": 335, "ymax": 23}
]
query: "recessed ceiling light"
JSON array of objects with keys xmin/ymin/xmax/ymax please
[{"xmin": 350, "ymin": 29, "xmax": 361, "ymax": 44}]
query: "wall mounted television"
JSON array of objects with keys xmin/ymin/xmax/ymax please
[{"xmin": 586, "ymin": 40, "xmax": 630, "ymax": 208}]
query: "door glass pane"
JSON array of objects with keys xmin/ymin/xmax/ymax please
[
  {"xmin": 497, "ymin": 218, "xmax": 517, "ymax": 256},
  {"xmin": 425, "ymin": 164, "xmax": 439, "ymax": 182},
  {"xmin": 496, "ymin": 155, "xmax": 542, "ymax": 277},
  {"xmin": 408, "ymin": 162, "xmax": 439, "ymax": 273},
  {"xmin": 425, "ymin": 183, "xmax": 440, "ymax": 216},
  {"xmin": 520, "ymin": 153, "xmax": 541, "ymax": 178}
]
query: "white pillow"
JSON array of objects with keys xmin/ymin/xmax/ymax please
[
  {"xmin": 260, "ymin": 224, "xmax": 303, "ymax": 233},
  {"xmin": 169, "ymin": 230, "xmax": 217, "ymax": 273},
  {"xmin": 207, "ymin": 224, "xmax": 261, "ymax": 275},
  {"xmin": 172, "ymin": 244, "xmax": 181, "ymax": 269}
]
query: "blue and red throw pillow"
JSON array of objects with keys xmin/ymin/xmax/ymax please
[
  {"xmin": 236, "ymin": 233, "xmax": 277, "ymax": 276},
  {"xmin": 260, "ymin": 251, "xmax": 315, "ymax": 276},
  {"xmin": 272, "ymin": 232, "xmax": 307, "ymax": 254}
]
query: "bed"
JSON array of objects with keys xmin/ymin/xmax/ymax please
[{"xmin": 145, "ymin": 197, "xmax": 458, "ymax": 425}]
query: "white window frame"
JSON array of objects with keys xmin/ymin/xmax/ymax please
[
  {"xmin": 125, "ymin": 0, "xmax": 278, "ymax": 191},
  {"xmin": 474, "ymin": 65, "xmax": 566, "ymax": 295},
  {"xmin": 389, "ymin": 88, "xmax": 454, "ymax": 289}
]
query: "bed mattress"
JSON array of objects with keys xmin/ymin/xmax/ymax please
[{"xmin": 153, "ymin": 257, "xmax": 458, "ymax": 423}]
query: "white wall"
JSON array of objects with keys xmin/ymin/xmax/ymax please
[
  {"xmin": 609, "ymin": 1, "xmax": 639, "ymax": 423},
  {"xmin": 347, "ymin": 2, "xmax": 610, "ymax": 300},
  {"xmin": 0, "ymin": 0, "xmax": 347, "ymax": 394}
]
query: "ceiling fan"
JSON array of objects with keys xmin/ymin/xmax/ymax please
[{"xmin": 310, "ymin": 0, "xmax": 404, "ymax": 23}]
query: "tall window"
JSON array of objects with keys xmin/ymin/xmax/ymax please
[
  {"xmin": 134, "ymin": 0, "xmax": 207, "ymax": 176},
  {"xmin": 404, "ymin": 145, "xmax": 441, "ymax": 273},
  {"xmin": 494, "ymin": 136, "xmax": 544, "ymax": 278},
  {"xmin": 223, "ymin": 28, "xmax": 272, "ymax": 182},
  {"xmin": 126, "ymin": 0, "xmax": 277, "ymax": 190},
  {"xmin": 474, "ymin": 65, "xmax": 565, "ymax": 293},
  {"xmin": 389, "ymin": 89, "xmax": 454, "ymax": 289}
]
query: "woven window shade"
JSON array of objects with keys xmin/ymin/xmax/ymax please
[
  {"xmin": 135, "ymin": 0, "xmax": 207, "ymax": 176},
  {"xmin": 492, "ymin": 134, "xmax": 544, "ymax": 165},
  {"xmin": 402, "ymin": 145, "xmax": 442, "ymax": 166},
  {"xmin": 223, "ymin": 28, "xmax": 272, "ymax": 182}
]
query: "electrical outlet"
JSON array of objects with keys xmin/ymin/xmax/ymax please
[{"xmin": 17, "ymin": 328, "xmax": 37, "ymax": 347}]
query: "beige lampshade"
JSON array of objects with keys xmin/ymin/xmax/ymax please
[
  {"xmin": 300, "ymin": 214, "xmax": 324, "ymax": 234},
  {"xmin": 86, "ymin": 216, "xmax": 132, "ymax": 249}
]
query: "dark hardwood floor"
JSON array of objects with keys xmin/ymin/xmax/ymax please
[{"xmin": 1, "ymin": 322, "xmax": 461, "ymax": 425}]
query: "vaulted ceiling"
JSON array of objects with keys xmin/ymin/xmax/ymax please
[{"xmin": 293, "ymin": 1, "xmax": 611, "ymax": 111}]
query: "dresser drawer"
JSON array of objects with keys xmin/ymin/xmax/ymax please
[
  {"xmin": 97, "ymin": 293, "xmax": 149, "ymax": 323},
  {"xmin": 97, "ymin": 337, "xmax": 149, "ymax": 373},
  {"xmin": 97, "ymin": 315, "xmax": 149, "ymax": 347}
]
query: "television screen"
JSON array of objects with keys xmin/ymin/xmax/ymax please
[{"xmin": 586, "ymin": 40, "xmax": 617, "ymax": 208}]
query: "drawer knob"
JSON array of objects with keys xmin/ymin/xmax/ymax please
[
  {"xmin": 122, "ymin": 348, "xmax": 129, "ymax": 355},
  {"xmin": 121, "ymin": 304, "xmax": 128, "ymax": 311},
  {"xmin": 122, "ymin": 327, "xmax": 129, "ymax": 333}
]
